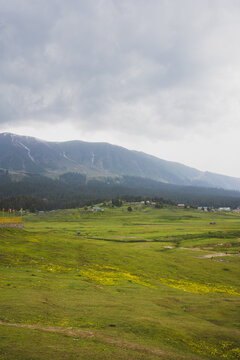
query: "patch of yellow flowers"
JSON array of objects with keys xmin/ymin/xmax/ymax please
[
  {"xmin": 80, "ymin": 264, "xmax": 154, "ymax": 288},
  {"xmin": 40, "ymin": 263, "xmax": 73, "ymax": 272},
  {"xmin": 38, "ymin": 262, "xmax": 154, "ymax": 288},
  {"xmin": 159, "ymin": 277, "xmax": 240, "ymax": 296},
  {"xmin": 188, "ymin": 339, "xmax": 240, "ymax": 359}
]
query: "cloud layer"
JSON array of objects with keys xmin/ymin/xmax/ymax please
[{"xmin": 1, "ymin": 0, "xmax": 240, "ymax": 143}]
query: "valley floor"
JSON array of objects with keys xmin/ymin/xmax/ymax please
[{"xmin": 0, "ymin": 205, "xmax": 239, "ymax": 359}]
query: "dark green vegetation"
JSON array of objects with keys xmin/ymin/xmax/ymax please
[
  {"xmin": 1, "ymin": 132, "xmax": 240, "ymax": 211},
  {"xmin": 1, "ymin": 172, "xmax": 240, "ymax": 211},
  {"xmin": 0, "ymin": 206, "xmax": 239, "ymax": 359},
  {"xmin": 1, "ymin": 132, "xmax": 240, "ymax": 191}
]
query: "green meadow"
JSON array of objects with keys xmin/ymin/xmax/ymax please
[{"xmin": 0, "ymin": 205, "xmax": 239, "ymax": 359}]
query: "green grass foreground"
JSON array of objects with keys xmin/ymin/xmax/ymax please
[{"xmin": 0, "ymin": 205, "xmax": 239, "ymax": 359}]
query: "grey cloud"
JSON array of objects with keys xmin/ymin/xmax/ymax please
[{"xmin": 1, "ymin": 0, "xmax": 240, "ymax": 139}]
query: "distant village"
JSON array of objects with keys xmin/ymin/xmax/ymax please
[
  {"xmin": 1, "ymin": 200, "xmax": 240, "ymax": 219},
  {"xmin": 88, "ymin": 200, "xmax": 240, "ymax": 213},
  {"xmin": 177, "ymin": 204, "xmax": 240, "ymax": 212}
]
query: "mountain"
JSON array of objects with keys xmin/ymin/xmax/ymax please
[{"xmin": 1, "ymin": 132, "xmax": 240, "ymax": 191}]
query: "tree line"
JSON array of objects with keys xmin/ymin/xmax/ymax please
[{"xmin": 0, "ymin": 172, "xmax": 240, "ymax": 211}]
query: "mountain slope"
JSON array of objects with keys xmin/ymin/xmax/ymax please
[{"xmin": 1, "ymin": 132, "xmax": 240, "ymax": 191}]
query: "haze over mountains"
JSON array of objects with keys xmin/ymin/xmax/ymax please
[{"xmin": 1, "ymin": 132, "xmax": 240, "ymax": 192}]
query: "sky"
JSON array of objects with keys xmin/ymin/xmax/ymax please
[{"xmin": 0, "ymin": 0, "xmax": 240, "ymax": 178}]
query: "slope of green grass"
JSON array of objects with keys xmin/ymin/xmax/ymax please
[{"xmin": 0, "ymin": 206, "xmax": 239, "ymax": 359}]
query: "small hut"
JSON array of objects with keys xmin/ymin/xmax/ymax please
[
  {"xmin": 92, "ymin": 206, "xmax": 104, "ymax": 212},
  {"xmin": 209, "ymin": 221, "xmax": 216, "ymax": 225}
]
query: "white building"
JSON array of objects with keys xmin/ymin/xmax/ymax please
[{"xmin": 177, "ymin": 204, "xmax": 185, "ymax": 208}]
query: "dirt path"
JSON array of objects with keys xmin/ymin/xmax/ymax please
[
  {"xmin": 196, "ymin": 253, "xmax": 237, "ymax": 259},
  {"xmin": 0, "ymin": 320, "xmax": 201, "ymax": 359},
  {"xmin": 160, "ymin": 246, "xmax": 240, "ymax": 257},
  {"xmin": 0, "ymin": 320, "xmax": 94, "ymax": 338}
]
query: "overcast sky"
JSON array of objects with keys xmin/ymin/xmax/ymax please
[{"xmin": 0, "ymin": 0, "xmax": 240, "ymax": 177}]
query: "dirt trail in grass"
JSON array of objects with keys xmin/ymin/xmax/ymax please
[
  {"xmin": 196, "ymin": 253, "xmax": 238, "ymax": 258},
  {"xmin": 0, "ymin": 320, "xmax": 94, "ymax": 338},
  {"xmin": 161, "ymin": 246, "xmax": 240, "ymax": 257},
  {"xmin": 0, "ymin": 320, "xmax": 200, "ymax": 359}
]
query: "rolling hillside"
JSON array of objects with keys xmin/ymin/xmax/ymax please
[{"xmin": 1, "ymin": 132, "xmax": 240, "ymax": 191}]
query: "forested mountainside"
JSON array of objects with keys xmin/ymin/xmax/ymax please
[
  {"xmin": 0, "ymin": 171, "xmax": 240, "ymax": 211},
  {"xmin": 1, "ymin": 132, "xmax": 240, "ymax": 191}
]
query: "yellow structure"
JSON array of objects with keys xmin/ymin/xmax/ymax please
[{"xmin": 1, "ymin": 217, "xmax": 22, "ymax": 224}]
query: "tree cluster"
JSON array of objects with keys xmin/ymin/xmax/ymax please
[{"xmin": 0, "ymin": 172, "xmax": 240, "ymax": 211}]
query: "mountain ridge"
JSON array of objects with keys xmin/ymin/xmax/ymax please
[{"xmin": 1, "ymin": 132, "xmax": 240, "ymax": 191}]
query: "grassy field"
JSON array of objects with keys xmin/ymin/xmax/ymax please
[{"xmin": 0, "ymin": 205, "xmax": 239, "ymax": 359}]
